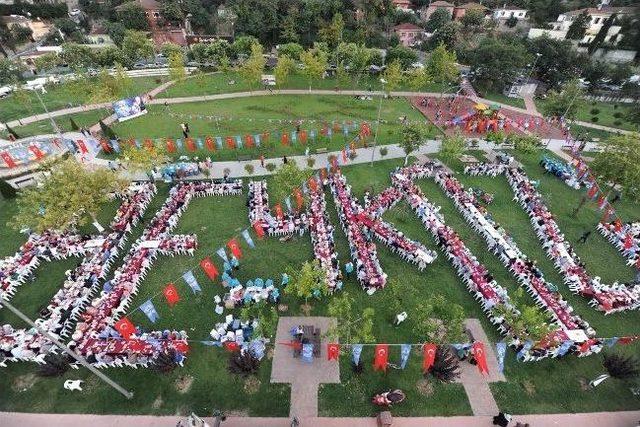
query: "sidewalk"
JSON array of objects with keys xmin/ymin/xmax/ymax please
[{"xmin": 2, "ymin": 410, "xmax": 639, "ymax": 427}]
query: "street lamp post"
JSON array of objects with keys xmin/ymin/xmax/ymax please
[
  {"xmin": 370, "ymin": 78, "xmax": 386, "ymax": 166},
  {"xmin": 33, "ymin": 86, "xmax": 61, "ymax": 136}
]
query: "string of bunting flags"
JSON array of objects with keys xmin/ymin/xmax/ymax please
[{"xmin": 98, "ymin": 121, "xmax": 373, "ymax": 156}]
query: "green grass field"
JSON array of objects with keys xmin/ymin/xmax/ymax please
[
  {"xmin": 475, "ymin": 89, "xmax": 526, "ymax": 110},
  {"xmin": 1, "ymin": 148, "xmax": 640, "ymax": 416},
  {"xmin": 0, "ymin": 77, "xmax": 164, "ymax": 125},
  {"xmin": 536, "ymin": 98, "xmax": 638, "ymax": 133},
  {"xmin": 0, "ymin": 110, "xmax": 110, "ymax": 139},
  {"xmin": 102, "ymin": 95, "xmax": 439, "ymax": 161}
]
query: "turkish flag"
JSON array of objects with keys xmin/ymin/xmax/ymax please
[
  {"xmin": 472, "ymin": 342, "xmax": 489, "ymax": 375},
  {"xmin": 619, "ymin": 336, "xmax": 638, "ymax": 345},
  {"xmin": 163, "ymin": 283, "xmax": 180, "ymax": 307},
  {"xmin": 2, "ymin": 151, "xmax": 17, "ymax": 168},
  {"xmin": 224, "ymin": 341, "xmax": 239, "ymax": 352},
  {"xmin": 185, "ymin": 138, "xmax": 196, "ymax": 152},
  {"xmin": 308, "ymin": 177, "xmax": 318, "ymax": 192},
  {"xmin": 281, "ymin": 133, "xmax": 289, "ymax": 146},
  {"xmin": 144, "ymin": 138, "xmax": 154, "ymax": 150},
  {"xmin": 205, "ymin": 136, "xmax": 216, "ymax": 151},
  {"xmin": 579, "ymin": 340, "xmax": 593, "ymax": 353},
  {"xmin": 253, "ymin": 221, "xmax": 265, "ymax": 239},
  {"xmin": 614, "ymin": 219, "xmax": 622, "ymax": 232},
  {"xmin": 227, "ymin": 238, "xmax": 242, "ymax": 259},
  {"xmin": 327, "ymin": 343, "xmax": 340, "ymax": 361},
  {"xmin": 200, "ymin": 256, "xmax": 218, "ymax": 280},
  {"xmin": 174, "ymin": 341, "xmax": 190, "ymax": 354},
  {"xmin": 300, "ymin": 130, "xmax": 307, "ymax": 144},
  {"xmin": 275, "ymin": 203, "xmax": 284, "ymax": 220},
  {"xmin": 320, "ymin": 169, "xmax": 327, "ymax": 181},
  {"xmin": 76, "ymin": 140, "xmax": 88, "ymax": 154},
  {"xmin": 167, "ymin": 139, "xmax": 176, "ymax": 153},
  {"xmin": 115, "ymin": 317, "xmax": 135, "ymax": 340},
  {"xmin": 99, "ymin": 139, "xmax": 112, "ymax": 153},
  {"xmin": 245, "ymin": 134, "xmax": 254, "ymax": 147},
  {"xmin": 226, "ymin": 136, "xmax": 235, "ymax": 149},
  {"xmin": 422, "ymin": 343, "xmax": 437, "ymax": 373},
  {"xmin": 373, "ymin": 344, "xmax": 389, "ymax": 372},
  {"xmin": 624, "ymin": 234, "xmax": 633, "ymax": 249},
  {"xmin": 587, "ymin": 184, "xmax": 598, "ymax": 199},
  {"xmin": 29, "ymin": 145, "xmax": 45, "ymax": 160},
  {"xmin": 341, "ymin": 149, "xmax": 347, "ymax": 164}
]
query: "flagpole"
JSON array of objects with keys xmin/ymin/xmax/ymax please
[{"xmin": 0, "ymin": 298, "xmax": 134, "ymax": 399}]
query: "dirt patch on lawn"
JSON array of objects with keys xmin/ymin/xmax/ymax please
[
  {"xmin": 416, "ymin": 379, "xmax": 434, "ymax": 397},
  {"xmin": 175, "ymin": 375, "xmax": 194, "ymax": 394},
  {"xmin": 225, "ymin": 409, "xmax": 250, "ymax": 417},
  {"xmin": 243, "ymin": 376, "xmax": 261, "ymax": 395},
  {"xmin": 12, "ymin": 373, "xmax": 38, "ymax": 392},
  {"xmin": 152, "ymin": 395, "xmax": 164, "ymax": 409}
]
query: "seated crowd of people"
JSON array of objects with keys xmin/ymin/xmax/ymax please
[
  {"xmin": 539, "ymin": 156, "xmax": 581, "ymax": 189},
  {"xmin": 248, "ymin": 180, "xmax": 308, "ymax": 236},
  {"xmin": 1, "ymin": 183, "xmax": 156, "ymax": 363},
  {"xmin": 329, "ymin": 173, "xmax": 387, "ymax": 293},
  {"xmin": 69, "ymin": 181, "xmax": 242, "ymax": 367},
  {"xmin": 599, "ymin": 221, "xmax": 640, "ymax": 267},
  {"xmin": 307, "ymin": 181, "xmax": 343, "ymax": 292}
]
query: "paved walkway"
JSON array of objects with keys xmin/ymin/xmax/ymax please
[
  {"xmin": 271, "ymin": 317, "xmax": 340, "ymax": 419},
  {"xmin": 522, "ymin": 95, "xmax": 539, "ymax": 116},
  {"xmin": 455, "ymin": 320, "xmax": 505, "ymax": 416},
  {"xmin": 2, "ymin": 411, "xmax": 639, "ymax": 426}
]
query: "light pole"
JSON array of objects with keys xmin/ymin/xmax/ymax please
[
  {"xmin": 33, "ymin": 86, "xmax": 61, "ymax": 136},
  {"xmin": 370, "ymin": 77, "xmax": 386, "ymax": 166},
  {"xmin": 0, "ymin": 298, "xmax": 134, "ymax": 399}
]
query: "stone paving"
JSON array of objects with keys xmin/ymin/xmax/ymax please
[{"xmin": 270, "ymin": 317, "xmax": 340, "ymax": 419}]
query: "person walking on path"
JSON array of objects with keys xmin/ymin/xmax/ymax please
[
  {"xmin": 260, "ymin": 155, "xmax": 265, "ymax": 168},
  {"xmin": 578, "ymin": 230, "xmax": 592, "ymax": 243}
]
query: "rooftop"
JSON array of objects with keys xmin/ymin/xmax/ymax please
[
  {"xmin": 564, "ymin": 6, "xmax": 638, "ymax": 16},
  {"xmin": 115, "ymin": 0, "xmax": 161, "ymax": 12},
  {"xmin": 393, "ymin": 23, "xmax": 425, "ymax": 31},
  {"xmin": 456, "ymin": 2, "xmax": 488, "ymax": 10},
  {"xmin": 429, "ymin": 0, "xmax": 454, "ymax": 6}
]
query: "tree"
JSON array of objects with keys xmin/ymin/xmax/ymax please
[
  {"xmin": 121, "ymin": 30, "xmax": 154, "ymax": 65},
  {"xmin": 300, "ymin": 48, "xmax": 328, "ymax": 91},
  {"xmin": 277, "ymin": 42, "xmax": 304, "ymax": 61},
  {"xmin": 116, "ymin": 3, "xmax": 149, "ymax": 30},
  {"xmin": 491, "ymin": 288, "xmax": 554, "ymax": 342},
  {"xmin": 272, "ymin": 162, "xmax": 312, "ymax": 204},
  {"xmin": 88, "ymin": 66, "xmax": 132, "ymax": 104},
  {"xmin": 382, "ymin": 60, "xmax": 403, "ymax": 93},
  {"xmin": 161, "ymin": 43, "xmax": 183, "ymax": 58},
  {"xmin": 506, "ymin": 134, "xmax": 542, "ymax": 154},
  {"xmin": 386, "ymin": 45, "xmax": 418, "ymax": 70},
  {"xmin": 590, "ymin": 134, "xmax": 640, "ymax": 203},
  {"xmin": 69, "ymin": 117, "xmax": 80, "ymax": 131},
  {"xmin": 33, "ymin": 52, "xmax": 60, "ymax": 73},
  {"xmin": 461, "ymin": 9, "xmax": 485, "ymax": 28},
  {"xmin": 429, "ymin": 345, "xmax": 461, "ymax": 382},
  {"xmin": 227, "ymin": 350, "xmax": 261, "ymax": 376},
  {"xmin": 413, "ymin": 294, "xmax": 465, "ymax": 344},
  {"xmin": 407, "ymin": 66, "xmax": 432, "ymax": 91},
  {"xmin": 541, "ymin": 79, "xmax": 583, "ymax": 120},
  {"xmin": 0, "ymin": 59, "xmax": 23, "ymax": 85},
  {"xmin": 279, "ymin": 8, "xmax": 300, "ymax": 43},
  {"xmin": 284, "ymin": 260, "xmax": 328, "ymax": 309},
  {"xmin": 319, "ymin": 13, "xmax": 344, "ymax": 50},
  {"xmin": 238, "ymin": 42, "xmax": 266, "ymax": 91},
  {"xmin": 527, "ymin": 36, "xmax": 587, "ymax": 89},
  {"xmin": 168, "ymin": 52, "xmax": 186, "ymax": 81},
  {"xmin": 106, "ymin": 21, "xmax": 127, "ymax": 46},
  {"xmin": 466, "ymin": 36, "xmax": 528, "ymax": 91},
  {"xmin": 10, "ymin": 158, "xmax": 127, "ymax": 233},
  {"xmin": 232, "ymin": 35, "xmax": 260, "ymax": 58},
  {"xmin": 425, "ymin": 8, "xmax": 451, "ymax": 32},
  {"xmin": 427, "ymin": 22, "xmax": 459, "ymax": 50},
  {"xmin": 121, "ymin": 144, "xmax": 168, "ymax": 174},
  {"xmin": 426, "ymin": 43, "xmax": 458, "ymax": 95},
  {"xmin": 96, "ymin": 46, "xmax": 126, "ymax": 67},
  {"xmin": 0, "ymin": 179, "xmax": 17, "ymax": 199},
  {"xmin": 274, "ymin": 55, "xmax": 296, "ymax": 89},
  {"xmin": 566, "ymin": 10, "xmax": 590, "ymax": 40},
  {"xmin": 190, "ymin": 40, "xmax": 230, "ymax": 65},
  {"xmin": 603, "ymin": 353, "xmax": 640, "ymax": 381},
  {"xmin": 399, "ymin": 123, "xmax": 427, "ymax": 165},
  {"xmin": 60, "ymin": 43, "xmax": 96, "ymax": 70},
  {"xmin": 327, "ymin": 292, "xmax": 375, "ymax": 344},
  {"xmin": 439, "ymin": 133, "xmax": 465, "ymax": 162},
  {"xmin": 504, "ymin": 15, "xmax": 518, "ymax": 28}
]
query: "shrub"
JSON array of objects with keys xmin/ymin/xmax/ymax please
[
  {"xmin": 244, "ymin": 164, "xmax": 254, "ymax": 174},
  {"xmin": 306, "ymin": 157, "xmax": 316, "ymax": 168},
  {"xmin": 591, "ymin": 116, "xmax": 599, "ymax": 123},
  {"xmin": 590, "ymin": 108, "xmax": 600, "ymax": 115},
  {"xmin": 613, "ymin": 104, "xmax": 618, "ymax": 109},
  {"xmin": 228, "ymin": 350, "xmax": 261, "ymax": 377},
  {"xmin": 37, "ymin": 354, "xmax": 70, "ymax": 377},
  {"xmin": 603, "ymin": 353, "xmax": 640, "ymax": 380},
  {"xmin": 613, "ymin": 120, "xmax": 622, "ymax": 126},
  {"xmin": 613, "ymin": 112, "xmax": 623, "ymax": 118},
  {"xmin": 0, "ymin": 179, "xmax": 17, "ymax": 199},
  {"xmin": 427, "ymin": 345, "xmax": 461, "ymax": 383},
  {"xmin": 265, "ymin": 163, "xmax": 276, "ymax": 172},
  {"xmin": 153, "ymin": 349, "xmax": 179, "ymax": 374},
  {"xmin": 379, "ymin": 147, "xmax": 388, "ymax": 157}
]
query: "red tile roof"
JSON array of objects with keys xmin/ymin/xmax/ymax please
[{"xmin": 394, "ymin": 23, "xmax": 424, "ymax": 31}]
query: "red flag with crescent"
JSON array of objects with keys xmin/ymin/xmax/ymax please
[
  {"xmin": 614, "ymin": 218, "xmax": 622, "ymax": 232},
  {"xmin": 342, "ymin": 149, "xmax": 347, "ymax": 164},
  {"xmin": 227, "ymin": 238, "xmax": 242, "ymax": 259},
  {"xmin": 224, "ymin": 341, "xmax": 239, "ymax": 352},
  {"xmin": 226, "ymin": 136, "xmax": 235, "ymax": 149},
  {"xmin": 472, "ymin": 342, "xmax": 489, "ymax": 375},
  {"xmin": 327, "ymin": 343, "xmax": 340, "ymax": 361},
  {"xmin": 422, "ymin": 343, "xmax": 437, "ymax": 373},
  {"xmin": 205, "ymin": 136, "xmax": 216, "ymax": 151},
  {"xmin": 167, "ymin": 138, "xmax": 176, "ymax": 153},
  {"xmin": 253, "ymin": 221, "xmax": 265, "ymax": 239},
  {"xmin": 144, "ymin": 138, "xmax": 154, "ymax": 150},
  {"xmin": 185, "ymin": 138, "xmax": 196, "ymax": 152},
  {"xmin": 281, "ymin": 132, "xmax": 289, "ymax": 146},
  {"xmin": 200, "ymin": 256, "xmax": 218, "ymax": 280},
  {"xmin": 29, "ymin": 145, "xmax": 45, "ymax": 160},
  {"xmin": 99, "ymin": 139, "xmax": 112, "ymax": 153},
  {"xmin": 115, "ymin": 317, "xmax": 135, "ymax": 340},
  {"xmin": 163, "ymin": 283, "xmax": 180, "ymax": 307},
  {"xmin": 0, "ymin": 151, "xmax": 17, "ymax": 168},
  {"xmin": 76, "ymin": 140, "xmax": 88, "ymax": 154},
  {"xmin": 245, "ymin": 134, "xmax": 254, "ymax": 148},
  {"xmin": 174, "ymin": 341, "xmax": 190, "ymax": 354},
  {"xmin": 624, "ymin": 234, "xmax": 633, "ymax": 249},
  {"xmin": 373, "ymin": 344, "xmax": 389, "ymax": 372},
  {"xmin": 308, "ymin": 176, "xmax": 318, "ymax": 192},
  {"xmin": 300, "ymin": 130, "xmax": 307, "ymax": 144},
  {"xmin": 295, "ymin": 188, "xmax": 304, "ymax": 209},
  {"xmin": 275, "ymin": 203, "xmax": 284, "ymax": 220},
  {"xmin": 587, "ymin": 184, "xmax": 598, "ymax": 199}
]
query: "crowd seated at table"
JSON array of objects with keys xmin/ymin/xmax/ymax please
[
  {"xmin": 68, "ymin": 180, "xmax": 241, "ymax": 367},
  {"xmin": 1, "ymin": 183, "xmax": 156, "ymax": 364},
  {"xmin": 598, "ymin": 221, "xmax": 640, "ymax": 267},
  {"xmin": 248, "ymin": 180, "xmax": 308, "ymax": 236},
  {"xmin": 464, "ymin": 163, "xmax": 640, "ymax": 315},
  {"xmin": 209, "ymin": 313, "xmax": 258, "ymax": 347},
  {"xmin": 307, "ymin": 183, "xmax": 343, "ymax": 292},
  {"xmin": 539, "ymin": 156, "xmax": 580, "ymax": 189}
]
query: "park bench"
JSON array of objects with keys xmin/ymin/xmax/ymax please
[{"xmin": 315, "ymin": 148, "xmax": 328, "ymax": 154}]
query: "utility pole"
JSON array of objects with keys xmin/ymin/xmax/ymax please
[
  {"xmin": 0, "ymin": 298, "xmax": 134, "ymax": 399},
  {"xmin": 370, "ymin": 75, "xmax": 387, "ymax": 167}
]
